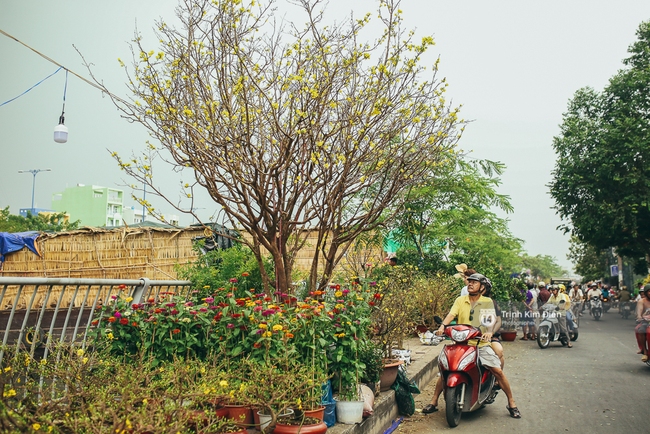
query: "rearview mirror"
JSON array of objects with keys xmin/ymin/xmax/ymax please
[{"xmin": 434, "ymin": 315, "xmax": 443, "ymax": 324}]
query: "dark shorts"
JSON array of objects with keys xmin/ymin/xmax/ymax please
[{"xmin": 523, "ymin": 310, "xmax": 535, "ymax": 325}]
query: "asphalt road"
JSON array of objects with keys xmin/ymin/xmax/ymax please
[{"xmin": 394, "ymin": 307, "xmax": 649, "ymax": 433}]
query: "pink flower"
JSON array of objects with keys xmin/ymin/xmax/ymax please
[
  {"xmin": 199, "ymin": 307, "xmax": 208, "ymax": 312},
  {"xmin": 227, "ymin": 323, "xmax": 235, "ymax": 329},
  {"xmin": 114, "ymin": 311, "xmax": 121, "ymax": 318},
  {"xmin": 229, "ymin": 278, "xmax": 238, "ymax": 283},
  {"xmin": 204, "ymin": 297, "xmax": 214, "ymax": 304},
  {"xmin": 184, "ymin": 302, "xmax": 194, "ymax": 307},
  {"xmin": 170, "ymin": 309, "xmax": 179, "ymax": 315}
]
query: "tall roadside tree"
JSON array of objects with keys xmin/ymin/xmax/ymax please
[
  {"xmin": 550, "ymin": 21, "xmax": 650, "ymax": 271},
  {"xmin": 388, "ymin": 156, "xmax": 522, "ymax": 271},
  {"xmin": 103, "ymin": 0, "xmax": 464, "ymax": 292}
]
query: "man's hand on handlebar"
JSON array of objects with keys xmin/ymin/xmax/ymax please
[
  {"xmin": 481, "ymin": 332, "xmax": 493, "ymax": 342},
  {"xmin": 435, "ymin": 325, "xmax": 445, "ymax": 336}
]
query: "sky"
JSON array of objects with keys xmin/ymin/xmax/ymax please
[{"xmin": 1, "ymin": 0, "xmax": 650, "ymax": 273}]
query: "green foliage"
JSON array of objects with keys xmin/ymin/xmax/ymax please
[
  {"xmin": 566, "ymin": 236, "xmax": 608, "ymax": 281},
  {"xmin": 519, "ymin": 253, "xmax": 568, "ymax": 280},
  {"xmin": 388, "ymin": 155, "xmax": 522, "ymax": 271},
  {"xmin": 550, "ymin": 20, "xmax": 650, "ymax": 259},
  {"xmin": 177, "ymin": 243, "xmax": 274, "ymax": 298},
  {"xmin": 0, "ymin": 206, "xmax": 80, "ymax": 233}
]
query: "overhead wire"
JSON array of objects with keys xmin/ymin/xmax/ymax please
[
  {"xmin": 0, "ymin": 67, "xmax": 63, "ymax": 107},
  {"xmin": 0, "ymin": 28, "xmax": 130, "ymax": 106}
]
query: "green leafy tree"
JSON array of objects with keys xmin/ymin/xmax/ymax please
[
  {"xmin": 389, "ymin": 156, "xmax": 522, "ymax": 271},
  {"xmin": 99, "ymin": 0, "xmax": 464, "ymax": 293},
  {"xmin": 0, "ymin": 206, "xmax": 80, "ymax": 233},
  {"xmin": 566, "ymin": 236, "xmax": 608, "ymax": 281},
  {"xmin": 518, "ymin": 253, "xmax": 567, "ymax": 281},
  {"xmin": 550, "ymin": 21, "xmax": 650, "ymax": 270}
]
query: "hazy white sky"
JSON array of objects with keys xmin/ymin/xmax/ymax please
[{"xmin": 1, "ymin": 0, "xmax": 650, "ymax": 271}]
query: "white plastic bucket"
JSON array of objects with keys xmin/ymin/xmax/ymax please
[{"xmin": 335, "ymin": 400, "xmax": 364, "ymax": 424}]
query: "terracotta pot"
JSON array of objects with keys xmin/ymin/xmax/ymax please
[
  {"xmin": 226, "ymin": 404, "xmax": 254, "ymax": 428},
  {"xmin": 379, "ymin": 359, "xmax": 403, "ymax": 392},
  {"xmin": 500, "ymin": 330, "xmax": 517, "ymax": 342},
  {"xmin": 302, "ymin": 406, "xmax": 325, "ymax": 421},
  {"xmin": 215, "ymin": 406, "xmax": 230, "ymax": 419},
  {"xmin": 273, "ymin": 420, "xmax": 328, "ymax": 434}
]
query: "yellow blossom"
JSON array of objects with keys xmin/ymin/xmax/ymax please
[
  {"xmin": 125, "ymin": 296, "xmax": 133, "ymax": 303},
  {"xmin": 272, "ymin": 324, "xmax": 283, "ymax": 331},
  {"xmin": 219, "ymin": 380, "xmax": 228, "ymax": 387},
  {"xmin": 3, "ymin": 389, "xmax": 16, "ymax": 398},
  {"xmin": 32, "ymin": 423, "xmax": 41, "ymax": 431}
]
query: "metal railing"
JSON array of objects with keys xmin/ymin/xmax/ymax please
[{"xmin": 0, "ymin": 276, "xmax": 192, "ymax": 366}]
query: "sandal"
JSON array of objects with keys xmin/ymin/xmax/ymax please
[
  {"xmin": 506, "ymin": 406, "xmax": 522, "ymax": 419},
  {"xmin": 642, "ymin": 355, "xmax": 649, "ymax": 362},
  {"xmin": 422, "ymin": 404, "xmax": 438, "ymax": 414},
  {"xmin": 520, "ymin": 337, "xmax": 528, "ymax": 341},
  {"xmin": 567, "ymin": 343, "xmax": 573, "ymax": 348}
]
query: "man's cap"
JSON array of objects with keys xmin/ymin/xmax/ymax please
[
  {"xmin": 455, "ymin": 263, "xmax": 468, "ymax": 273},
  {"xmin": 538, "ymin": 281, "xmax": 546, "ymax": 287}
]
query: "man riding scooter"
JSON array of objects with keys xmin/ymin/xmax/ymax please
[
  {"xmin": 548, "ymin": 285, "xmax": 573, "ymax": 348},
  {"xmin": 424, "ymin": 273, "xmax": 521, "ymax": 419}
]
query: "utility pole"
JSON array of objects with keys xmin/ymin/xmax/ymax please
[{"xmin": 18, "ymin": 168, "xmax": 51, "ymax": 213}]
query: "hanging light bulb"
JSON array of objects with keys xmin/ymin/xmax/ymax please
[
  {"xmin": 54, "ymin": 114, "xmax": 68, "ymax": 143},
  {"xmin": 54, "ymin": 69, "xmax": 69, "ymax": 144}
]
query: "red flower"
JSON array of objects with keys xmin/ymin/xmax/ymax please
[
  {"xmin": 91, "ymin": 320, "xmax": 99, "ymax": 326},
  {"xmin": 253, "ymin": 342, "xmax": 261, "ymax": 349},
  {"xmin": 132, "ymin": 322, "xmax": 138, "ymax": 327},
  {"xmin": 172, "ymin": 328, "xmax": 181, "ymax": 334},
  {"xmin": 369, "ymin": 301, "xmax": 376, "ymax": 306},
  {"xmin": 229, "ymin": 278, "xmax": 238, "ymax": 283},
  {"xmin": 373, "ymin": 293, "xmax": 382, "ymax": 299},
  {"xmin": 118, "ymin": 284, "xmax": 127, "ymax": 290},
  {"xmin": 148, "ymin": 297, "xmax": 155, "ymax": 303},
  {"xmin": 241, "ymin": 272, "xmax": 250, "ymax": 277},
  {"xmin": 119, "ymin": 318, "xmax": 129, "ymax": 325}
]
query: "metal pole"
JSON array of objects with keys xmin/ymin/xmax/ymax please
[{"xmin": 18, "ymin": 168, "xmax": 51, "ymax": 213}]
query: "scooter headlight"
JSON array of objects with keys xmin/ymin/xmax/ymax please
[
  {"xmin": 438, "ymin": 349, "xmax": 449, "ymax": 370},
  {"xmin": 451, "ymin": 329, "xmax": 470, "ymax": 342},
  {"xmin": 457, "ymin": 351, "xmax": 476, "ymax": 371}
]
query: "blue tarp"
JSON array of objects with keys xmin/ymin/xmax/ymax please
[{"xmin": 0, "ymin": 231, "xmax": 40, "ymax": 262}]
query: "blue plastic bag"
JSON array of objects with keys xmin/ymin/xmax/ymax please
[{"xmin": 323, "ymin": 401, "xmax": 337, "ymax": 427}]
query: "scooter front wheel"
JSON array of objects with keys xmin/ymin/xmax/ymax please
[
  {"xmin": 570, "ymin": 328, "xmax": 579, "ymax": 342},
  {"xmin": 445, "ymin": 385, "xmax": 463, "ymax": 428},
  {"xmin": 537, "ymin": 325, "xmax": 550, "ymax": 349}
]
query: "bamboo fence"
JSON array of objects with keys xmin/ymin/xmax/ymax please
[{"xmin": 0, "ymin": 226, "xmax": 204, "ymax": 310}]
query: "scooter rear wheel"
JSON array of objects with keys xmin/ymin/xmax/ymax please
[
  {"xmin": 445, "ymin": 386, "xmax": 463, "ymax": 428},
  {"xmin": 570, "ymin": 328, "xmax": 579, "ymax": 341}
]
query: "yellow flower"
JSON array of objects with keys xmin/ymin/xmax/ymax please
[
  {"xmin": 32, "ymin": 423, "xmax": 41, "ymax": 431},
  {"xmin": 76, "ymin": 349, "xmax": 85, "ymax": 357},
  {"xmin": 335, "ymin": 291, "xmax": 343, "ymax": 297},
  {"xmin": 263, "ymin": 331, "xmax": 272, "ymax": 338},
  {"xmin": 258, "ymin": 323, "xmax": 268, "ymax": 329},
  {"xmin": 3, "ymin": 367, "xmax": 11, "ymax": 372},
  {"xmin": 3, "ymin": 389, "xmax": 16, "ymax": 398},
  {"xmin": 272, "ymin": 324, "xmax": 283, "ymax": 331},
  {"xmin": 125, "ymin": 296, "xmax": 133, "ymax": 303},
  {"xmin": 219, "ymin": 380, "xmax": 228, "ymax": 387},
  {"xmin": 142, "ymin": 399, "xmax": 148, "ymax": 405},
  {"xmin": 82, "ymin": 357, "xmax": 89, "ymax": 365}
]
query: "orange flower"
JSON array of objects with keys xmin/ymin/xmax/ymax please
[
  {"xmin": 172, "ymin": 328, "xmax": 181, "ymax": 334},
  {"xmin": 285, "ymin": 333, "xmax": 294, "ymax": 339},
  {"xmin": 107, "ymin": 317, "xmax": 116, "ymax": 323},
  {"xmin": 242, "ymin": 272, "xmax": 250, "ymax": 277}
]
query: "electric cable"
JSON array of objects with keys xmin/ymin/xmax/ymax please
[{"xmin": 0, "ymin": 67, "xmax": 62, "ymax": 107}]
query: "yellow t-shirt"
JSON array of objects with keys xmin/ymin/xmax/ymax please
[{"xmin": 448, "ymin": 295, "xmax": 496, "ymax": 346}]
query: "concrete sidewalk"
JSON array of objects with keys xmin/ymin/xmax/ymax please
[{"xmin": 327, "ymin": 338, "xmax": 443, "ymax": 434}]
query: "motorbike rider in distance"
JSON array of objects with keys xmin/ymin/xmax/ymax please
[
  {"xmin": 547, "ymin": 285, "xmax": 572, "ymax": 348},
  {"xmin": 427, "ymin": 273, "xmax": 521, "ymax": 419},
  {"xmin": 586, "ymin": 283, "xmax": 602, "ymax": 316}
]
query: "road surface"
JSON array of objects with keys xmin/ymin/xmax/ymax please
[{"xmin": 394, "ymin": 308, "xmax": 649, "ymax": 433}]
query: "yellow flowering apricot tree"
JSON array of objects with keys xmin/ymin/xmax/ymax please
[{"xmin": 108, "ymin": 0, "xmax": 464, "ymax": 293}]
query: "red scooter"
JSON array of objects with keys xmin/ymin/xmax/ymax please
[{"xmin": 436, "ymin": 319, "xmax": 499, "ymax": 427}]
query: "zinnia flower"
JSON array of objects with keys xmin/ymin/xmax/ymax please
[
  {"xmin": 172, "ymin": 328, "xmax": 181, "ymax": 334},
  {"xmin": 227, "ymin": 323, "xmax": 235, "ymax": 329},
  {"xmin": 229, "ymin": 278, "xmax": 238, "ymax": 283},
  {"xmin": 120, "ymin": 318, "xmax": 129, "ymax": 325},
  {"xmin": 204, "ymin": 296, "xmax": 214, "ymax": 303},
  {"xmin": 241, "ymin": 272, "xmax": 249, "ymax": 277},
  {"xmin": 107, "ymin": 317, "xmax": 116, "ymax": 323}
]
